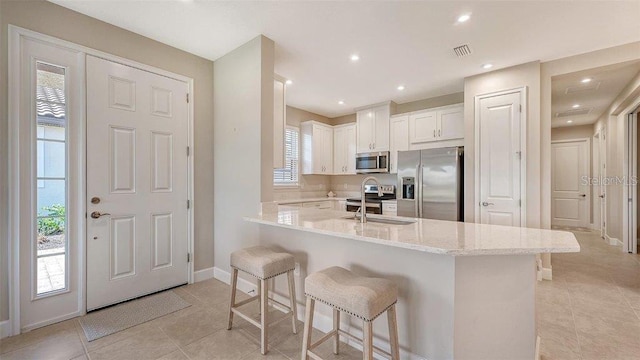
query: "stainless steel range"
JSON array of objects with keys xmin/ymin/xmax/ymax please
[{"xmin": 346, "ymin": 184, "xmax": 395, "ymax": 215}]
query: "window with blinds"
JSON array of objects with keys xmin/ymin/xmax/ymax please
[{"xmin": 274, "ymin": 127, "xmax": 300, "ymax": 186}]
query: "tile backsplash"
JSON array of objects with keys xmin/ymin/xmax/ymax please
[{"xmin": 274, "ymin": 173, "xmax": 398, "ymax": 200}]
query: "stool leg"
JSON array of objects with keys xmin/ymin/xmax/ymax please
[
  {"xmin": 260, "ymin": 278, "xmax": 268, "ymax": 355},
  {"xmin": 227, "ymin": 268, "xmax": 238, "ymax": 330},
  {"xmin": 362, "ymin": 320, "xmax": 373, "ymax": 360},
  {"xmin": 287, "ymin": 270, "xmax": 298, "ymax": 334},
  {"xmin": 301, "ymin": 297, "xmax": 315, "ymax": 360},
  {"xmin": 332, "ymin": 309, "xmax": 340, "ymax": 355},
  {"xmin": 257, "ymin": 278, "xmax": 261, "ymax": 316},
  {"xmin": 387, "ymin": 305, "xmax": 400, "ymax": 360}
]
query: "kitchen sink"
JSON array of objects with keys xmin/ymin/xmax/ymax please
[{"xmin": 342, "ymin": 215, "xmax": 416, "ymax": 225}]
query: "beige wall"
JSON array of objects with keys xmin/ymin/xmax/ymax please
[
  {"xmin": 551, "ymin": 125, "xmax": 594, "ymax": 141},
  {"xmin": 213, "ymin": 35, "xmax": 275, "ymax": 276},
  {"xmin": 330, "ymin": 113, "xmax": 357, "ymax": 126},
  {"xmin": 286, "ymin": 105, "xmax": 331, "ymax": 127},
  {"xmin": 396, "ymin": 92, "xmax": 464, "ymax": 114},
  {"xmin": 0, "ymin": 0, "xmax": 215, "ymax": 322},
  {"xmin": 463, "ymin": 62, "xmax": 542, "ymax": 227}
]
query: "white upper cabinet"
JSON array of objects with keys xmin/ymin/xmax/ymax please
[
  {"xmin": 389, "ymin": 115, "xmax": 409, "ymax": 174},
  {"xmin": 438, "ymin": 106, "xmax": 464, "ymax": 141},
  {"xmin": 356, "ymin": 103, "xmax": 393, "ymax": 153},
  {"xmin": 409, "ymin": 111, "xmax": 437, "ymax": 143},
  {"xmin": 301, "ymin": 121, "xmax": 333, "ymax": 174},
  {"xmin": 333, "ymin": 123, "xmax": 357, "ymax": 174},
  {"xmin": 273, "ymin": 77, "xmax": 286, "ymax": 168},
  {"xmin": 408, "ymin": 104, "xmax": 464, "ymax": 144}
]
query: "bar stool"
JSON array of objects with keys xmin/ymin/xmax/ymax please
[
  {"xmin": 301, "ymin": 266, "xmax": 400, "ymax": 360},
  {"xmin": 227, "ymin": 246, "xmax": 298, "ymax": 354}
]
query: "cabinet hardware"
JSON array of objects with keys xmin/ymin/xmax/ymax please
[
  {"xmin": 438, "ymin": 129, "xmax": 441, "ymax": 137},
  {"xmin": 433, "ymin": 129, "xmax": 436, "ymax": 137}
]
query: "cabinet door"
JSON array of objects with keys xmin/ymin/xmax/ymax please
[
  {"xmin": 312, "ymin": 124, "xmax": 324, "ymax": 173},
  {"xmin": 322, "ymin": 125, "xmax": 333, "ymax": 173},
  {"xmin": 333, "ymin": 127, "xmax": 345, "ymax": 173},
  {"xmin": 409, "ymin": 111, "xmax": 437, "ymax": 144},
  {"xmin": 438, "ymin": 106, "xmax": 464, "ymax": 140},
  {"xmin": 373, "ymin": 106, "xmax": 390, "ymax": 151},
  {"xmin": 390, "ymin": 115, "xmax": 409, "ymax": 174},
  {"xmin": 357, "ymin": 110, "xmax": 375, "ymax": 153},
  {"xmin": 345, "ymin": 124, "xmax": 357, "ymax": 174},
  {"xmin": 273, "ymin": 79, "xmax": 286, "ymax": 169}
]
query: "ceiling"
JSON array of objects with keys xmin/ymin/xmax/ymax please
[
  {"xmin": 51, "ymin": 1, "xmax": 640, "ymax": 118},
  {"xmin": 551, "ymin": 61, "xmax": 640, "ymax": 128}
]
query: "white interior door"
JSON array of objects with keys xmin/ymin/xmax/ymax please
[
  {"xmin": 592, "ymin": 133, "xmax": 601, "ymax": 232},
  {"xmin": 478, "ymin": 91, "xmax": 522, "ymax": 227},
  {"xmin": 551, "ymin": 140, "xmax": 589, "ymax": 228},
  {"xmin": 86, "ymin": 55, "xmax": 189, "ymax": 310},
  {"xmin": 600, "ymin": 129, "xmax": 607, "ymax": 238}
]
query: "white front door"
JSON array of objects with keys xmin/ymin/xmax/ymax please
[
  {"xmin": 551, "ymin": 140, "xmax": 589, "ymax": 228},
  {"xmin": 86, "ymin": 56, "xmax": 189, "ymax": 310},
  {"xmin": 478, "ymin": 91, "xmax": 522, "ymax": 226}
]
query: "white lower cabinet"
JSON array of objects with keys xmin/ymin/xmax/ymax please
[
  {"xmin": 382, "ymin": 201, "xmax": 397, "ymax": 216},
  {"xmin": 335, "ymin": 200, "xmax": 347, "ymax": 211},
  {"xmin": 302, "ymin": 201, "xmax": 333, "ymax": 210}
]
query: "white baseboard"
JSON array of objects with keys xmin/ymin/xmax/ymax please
[
  {"xmin": 213, "ymin": 267, "xmax": 420, "ymax": 360},
  {"xmin": 535, "ymin": 335, "xmax": 541, "ymax": 360},
  {"xmin": 541, "ymin": 267, "xmax": 553, "ymax": 281},
  {"xmin": 0, "ymin": 320, "xmax": 10, "ymax": 339},
  {"xmin": 605, "ymin": 234, "xmax": 622, "ymax": 246},
  {"xmin": 194, "ymin": 267, "xmax": 215, "ymax": 282}
]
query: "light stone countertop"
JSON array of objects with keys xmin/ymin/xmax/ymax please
[
  {"xmin": 244, "ymin": 207, "xmax": 580, "ymax": 256},
  {"xmin": 275, "ymin": 197, "xmax": 347, "ymax": 205}
]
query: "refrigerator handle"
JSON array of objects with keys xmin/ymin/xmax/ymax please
[{"xmin": 417, "ymin": 164, "xmax": 422, "ymax": 218}]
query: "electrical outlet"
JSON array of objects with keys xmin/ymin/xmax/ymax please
[{"xmin": 294, "ymin": 262, "xmax": 301, "ymax": 276}]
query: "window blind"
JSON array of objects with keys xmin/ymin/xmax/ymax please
[{"xmin": 274, "ymin": 127, "xmax": 299, "ymax": 186}]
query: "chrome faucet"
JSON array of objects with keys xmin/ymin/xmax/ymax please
[{"xmin": 360, "ymin": 176, "xmax": 383, "ymax": 223}]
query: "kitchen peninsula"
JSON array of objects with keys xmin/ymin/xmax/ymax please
[{"xmin": 244, "ymin": 206, "xmax": 580, "ymax": 360}]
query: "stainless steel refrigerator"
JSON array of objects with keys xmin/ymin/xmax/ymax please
[{"xmin": 397, "ymin": 147, "xmax": 464, "ymax": 221}]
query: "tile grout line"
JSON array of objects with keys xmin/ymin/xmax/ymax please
[{"xmin": 156, "ymin": 325, "xmax": 192, "ymax": 360}]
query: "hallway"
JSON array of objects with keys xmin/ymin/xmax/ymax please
[{"xmin": 538, "ymin": 229, "xmax": 640, "ymax": 360}]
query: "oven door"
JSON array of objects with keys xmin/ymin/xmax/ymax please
[{"xmin": 346, "ymin": 201, "xmax": 382, "ymax": 214}]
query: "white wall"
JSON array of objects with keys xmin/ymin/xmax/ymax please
[
  {"xmin": 464, "ymin": 61, "xmax": 542, "ymax": 227},
  {"xmin": 213, "ymin": 35, "xmax": 275, "ymax": 275},
  {"xmin": 551, "ymin": 125, "xmax": 594, "ymax": 141}
]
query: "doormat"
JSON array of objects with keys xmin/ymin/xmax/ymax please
[{"xmin": 79, "ymin": 290, "xmax": 191, "ymax": 341}]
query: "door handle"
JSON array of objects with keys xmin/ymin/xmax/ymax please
[
  {"xmin": 579, "ymin": 194, "xmax": 586, "ymax": 197},
  {"xmin": 599, "ymin": 194, "xmax": 605, "ymax": 198},
  {"xmin": 90, "ymin": 211, "xmax": 111, "ymax": 219},
  {"xmin": 481, "ymin": 202, "xmax": 494, "ymax": 207}
]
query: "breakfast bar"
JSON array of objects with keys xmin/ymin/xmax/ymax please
[{"xmin": 244, "ymin": 206, "xmax": 580, "ymax": 360}]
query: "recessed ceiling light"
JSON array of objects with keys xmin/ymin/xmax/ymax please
[
  {"xmin": 581, "ymin": 78, "xmax": 592, "ymax": 84},
  {"xmin": 482, "ymin": 63, "xmax": 493, "ymax": 69},
  {"xmin": 285, "ymin": 80, "xmax": 293, "ymax": 85},
  {"xmin": 457, "ymin": 14, "xmax": 471, "ymax": 23},
  {"xmin": 397, "ymin": 85, "xmax": 405, "ymax": 91},
  {"xmin": 350, "ymin": 54, "xmax": 360, "ymax": 62},
  {"xmin": 567, "ymin": 120, "xmax": 573, "ymax": 124},
  {"xmin": 338, "ymin": 100, "xmax": 345, "ymax": 105},
  {"xmin": 572, "ymin": 104, "xmax": 580, "ymax": 109}
]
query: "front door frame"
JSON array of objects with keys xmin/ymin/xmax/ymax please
[
  {"xmin": 474, "ymin": 87, "xmax": 528, "ymax": 226},
  {"xmin": 624, "ymin": 104, "xmax": 640, "ymax": 254},
  {"xmin": 8, "ymin": 25, "xmax": 195, "ymax": 336}
]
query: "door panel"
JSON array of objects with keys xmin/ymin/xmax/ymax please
[
  {"xmin": 438, "ymin": 107, "xmax": 464, "ymax": 141},
  {"xmin": 87, "ymin": 55, "xmax": 189, "ymax": 310},
  {"xmin": 357, "ymin": 110, "xmax": 374, "ymax": 152},
  {"xmin": 551, "ymin": 140, "xmax": 589, "ymax": 228},
  {"xmin": 373, "ymin": 105, "xmax": 390, "ymax": 151},
  {"xmin": 409, "ymin": 111, "xmax": 437, "ymax": 143},
  {"xmin": 478, "ymin": 92, "xmax": 522, "ymax": 226}
]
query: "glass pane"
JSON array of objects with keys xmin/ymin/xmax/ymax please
[
  {"xmin": 36, "ymin": 61, "xmax": 67, "ymax": 295},
  {"xmin": 37, "ymin": 253, "xmax": 66, "ymax": 294},
  {"xmin": 37, "ymin": 140, "xmax": 66, "ymax": 178}
]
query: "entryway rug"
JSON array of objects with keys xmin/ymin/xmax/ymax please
[{"xmin": 79, "ymin": 290, "xmax": 191, "ymax": 341}]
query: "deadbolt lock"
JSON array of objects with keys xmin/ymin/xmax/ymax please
[{"xmin": 91, "ymin": 197, "xmax": 101, "ymax": 204}]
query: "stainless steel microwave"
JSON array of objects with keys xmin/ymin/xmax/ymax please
[{"xmin": 356, "ymin": 151, "xmax": 390, "ymax": 174}]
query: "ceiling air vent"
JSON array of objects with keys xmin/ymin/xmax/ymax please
[
  {"xmin": 565, "ymin": 81, "xmax": 601, "ymax": 95},
  {"xmin": 453, "ymin": 44, "xmax": 472, "ymax": 57},
  {"xmin": 555, "ymin": 108, "xmax": 592, "ymax": 118}
]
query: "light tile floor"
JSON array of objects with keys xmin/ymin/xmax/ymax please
[{"xmin": 2, "ymin": 229, "xmax": 639, "ymax": 360}]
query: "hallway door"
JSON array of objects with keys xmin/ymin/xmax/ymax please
[{"xmin": 551, "ymin": 139, "xmax": 590, "ymax": 228}]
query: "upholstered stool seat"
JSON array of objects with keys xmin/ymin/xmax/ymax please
[
  {"xmin": 231, "ymin": 246, "xmax": 295, "ymax": 279},
  {"xmin": 227, "ymin": 246, "xmax": 298, "ymax": 355},
  {"xmin": 305, "ymin": 266, "xmax": 397, "ymax": 321},
  {"xmin": 301, "ymin": 266, "xmax": 400, "ymax": 360}
]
